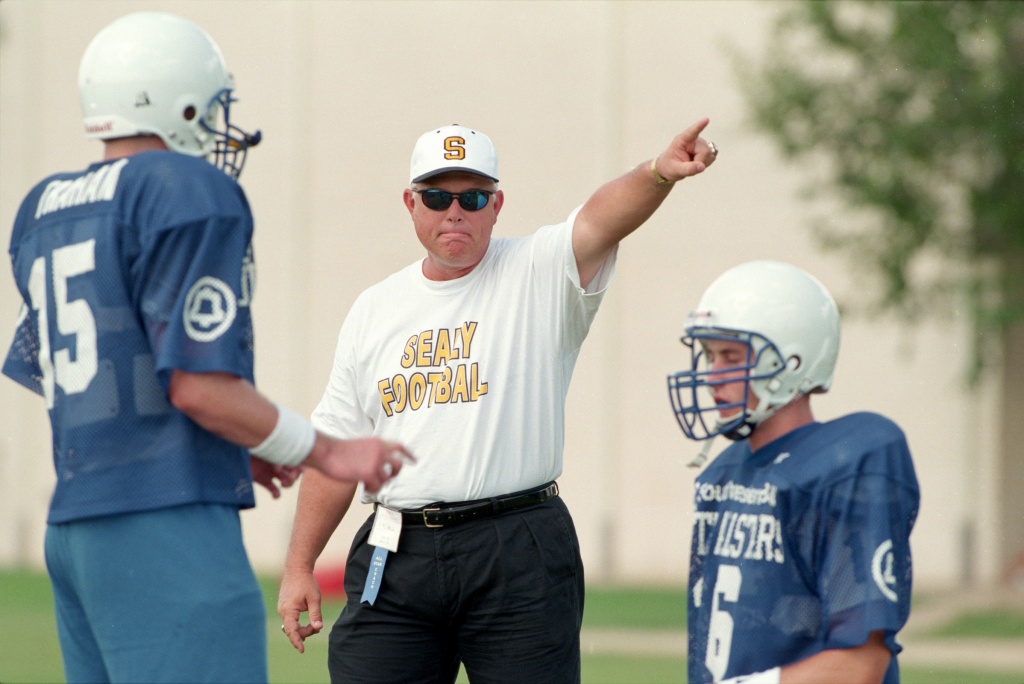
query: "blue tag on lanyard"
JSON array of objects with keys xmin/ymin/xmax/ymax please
[
  {"xmin": 360, "ymin": 546, "xmax": 389, "ymax": 605},
  {"xmin": 361, "ymin": 505, "xmax": 402, "ymax": 605}
]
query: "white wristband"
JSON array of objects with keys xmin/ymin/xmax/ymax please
[
  {"xmin": 720, "ymin": 667, "xmax": 781, "ymax": 684},
  {"xmin": 249, "ymin": 403, "xmax": 316, "ymax": 467}
]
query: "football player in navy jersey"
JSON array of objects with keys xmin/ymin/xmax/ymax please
[
  {"xmin": 2, "ymin": 12, "xmax": 410, "ymax": 684},
  {"xmin": 668, "ymin": 261, "xmax": 919, "ymax": 684}
]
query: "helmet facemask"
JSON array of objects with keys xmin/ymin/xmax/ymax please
[
  {"xmin": 200, "ymin": 88, "xmax": 262, "ymax": 179},
  {"xmin": 668, "ymin": 328, "xmax": 787, "ymax": 442}
]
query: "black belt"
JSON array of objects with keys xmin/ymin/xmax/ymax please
[{"xmin": 380, "ymin": 481, "xmax": 559, "ymax": 529}]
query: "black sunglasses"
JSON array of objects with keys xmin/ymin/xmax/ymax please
[{"xmin": 414, "ymin": 189, "xmax": 494, "ymax": 212}]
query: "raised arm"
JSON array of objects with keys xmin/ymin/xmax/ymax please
[{"xmin": 572, "ymin": 117, "xmax": 716, "ymax": 288}]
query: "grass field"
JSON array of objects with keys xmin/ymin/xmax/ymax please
[
  {"xmin": 2, "ymin": 568, "xmax": 1022, "ymax": 683},
  {"xmin": 925, "ymin": 610, "xmax": 1024, "ymax": 639}
]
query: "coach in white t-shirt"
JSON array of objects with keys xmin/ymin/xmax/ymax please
[{"xmin": 278, "ymin": 120, "xmax": 718, "ymax": 683}]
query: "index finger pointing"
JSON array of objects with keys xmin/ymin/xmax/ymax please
[{"xmin": 680, "ymin": 117, "xmax": 711, "ymax": 143}]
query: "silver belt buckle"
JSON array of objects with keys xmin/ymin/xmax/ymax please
[{"xmin": 422, "ymin": 506, "xmax": 443, "ymax": 528}]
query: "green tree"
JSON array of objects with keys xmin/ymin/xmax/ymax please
[
  {"xmin": 735, "ymin": 0, "xmax": 1024, "ymax": 582},
  {"xmin": 735, "ymin": 0, "xmax": 1024, "ymax": 380}
]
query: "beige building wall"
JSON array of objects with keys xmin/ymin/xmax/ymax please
[{"xmin": 0, "ymin": 0, "xmax": 1002, "ymax": 588}]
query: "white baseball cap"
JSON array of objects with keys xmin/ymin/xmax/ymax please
[{"xmin": 409, "ymin": 124, "xmax": 499, "ymax": 184}]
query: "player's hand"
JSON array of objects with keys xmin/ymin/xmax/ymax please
[
  {"xmin": 250, "ymin": 456, "xmax": 302, "ymax": 499},
  {"xmin": 304, "ymin": 435, "xmax": 415, "ymax": 492},
  {"xmin": 653, "ymin": 117, "xmax": 717, "ymax": 182},
  {"xmin": 277, "ymin": 567, "xmax": 324, "ymax": 653}
]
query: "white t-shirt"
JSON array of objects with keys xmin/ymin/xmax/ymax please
[{"xmin": 312, "ymin": 209, "xmax": 616, "ymax": 508}]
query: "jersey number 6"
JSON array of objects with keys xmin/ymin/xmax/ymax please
[{"xmin": 707, "ymin": 563, "xmax": 742, "ymax": 681}]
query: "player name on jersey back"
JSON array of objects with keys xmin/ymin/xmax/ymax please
[{"xmin": 34, "ymin": 158, "xmax": 129, "ymax": 219}]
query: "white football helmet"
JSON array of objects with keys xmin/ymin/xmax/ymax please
[
  {"xmin": 78, "ymin": 12, "xmax": 261, "ymax": 178},
  {"xmin": 668, "ymin": 261, "xmax": 841, "ymax": 441}
]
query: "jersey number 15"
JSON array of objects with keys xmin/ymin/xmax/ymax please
[{"xmin": 25, "ymin": 239, "xmax": 99, "ymax": 408}]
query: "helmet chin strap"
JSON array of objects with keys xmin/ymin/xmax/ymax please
[
  {"xmin": 722, "ymin": 420, "xmax": 754, "ymax": 441},
  {"xmin": 686, "ymin": 389, "xmax": 805, "ymax": 469},
  {"xmin": 689, "ymin": 398, "xmax": 784, "ymax": 468},
  {"xmin": 688, "ymin": 415, "xmax": 747, "ymax": 468},
  {"xmin": 688, "ymin": 436, "xmax": 717, "ymax": 468},
  {"xmin": 723, "ymin": 395, "xmax": 763, "ymax": 441},
  {"xmin": 733, "ymin": 391, "xmax": 806, "ymax": 444}
]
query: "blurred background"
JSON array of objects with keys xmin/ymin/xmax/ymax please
[{"xmin": 2, "ymin": 0, "xmax": 1022, "ymax": 600}]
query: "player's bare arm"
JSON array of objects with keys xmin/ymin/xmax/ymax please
[
  {"xmin": 168, "ymin": 370, "xmax": 412, "ymax": 491},
  {"xmin": 278, "ymin": 473, "xmax": 359, "ymax": 653},
  {"xmin": 572, "ymin": 117, "xmax": 716, "ymax": 288},
  {"xmin": 777, "ymin": 631, "xmax": 892, "ymax": 684},
  {"xmin": 168, "ymin": 370, "xmax": 278, "ymax": 444},
  {"xmin": 722, "ymin": 633, "xmax": 891, "ymax": 683}
]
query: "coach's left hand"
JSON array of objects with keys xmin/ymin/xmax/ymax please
[{"xmin": 278, "ymin": 567, "xmax": 324, "ymax": 653}]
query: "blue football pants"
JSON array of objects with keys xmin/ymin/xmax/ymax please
[{"xmin": 45, "ymin": 503, "xmax": 267, "ymax": 683}]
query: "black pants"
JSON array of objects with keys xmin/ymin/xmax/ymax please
[{"xmin": 328, "ymin": 495, "xmax": 585, "ymax": 684}]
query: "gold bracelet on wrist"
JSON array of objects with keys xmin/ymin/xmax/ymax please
[{"xmin": 650, "ymin": 157, "xmax": 675, "ymax": 185}]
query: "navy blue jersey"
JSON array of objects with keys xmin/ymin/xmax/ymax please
[
  {"xmin": 687, "ymin": 412, "xmax": 919, "ymax": 683},
  {"xmin": 3, "ymin": 151, "xmax": 258, "ymax": 523}
]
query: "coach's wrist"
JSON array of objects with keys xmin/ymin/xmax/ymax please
[
  {"xmin": 650, "ymin": 156, "xmax": 676, "ymax": 185},
  {"xmin": 282, "ymin": 561, "xmax": 317, "ymax": 575}
]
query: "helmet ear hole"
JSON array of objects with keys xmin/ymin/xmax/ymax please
[
  {"xmin": 787, "ymin": 355, "xmax": 802, "ymax": 372},
  {"xmin": 182, "ymin": 105, "xmax": 197, "ymax": 122}
]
